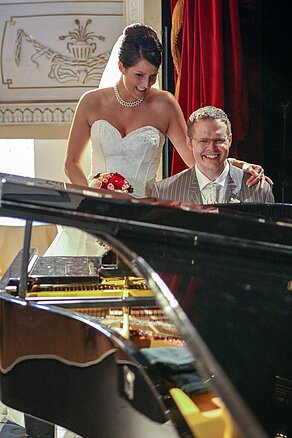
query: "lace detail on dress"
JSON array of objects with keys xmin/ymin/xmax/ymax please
[{"xmin": 89, "ymin": 120, "xmax": 165, "ymax": 197}]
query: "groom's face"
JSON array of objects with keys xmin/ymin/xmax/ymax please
[{"xmin": 188, "ymin": 118, "xmax": 232, "ymax": 180}]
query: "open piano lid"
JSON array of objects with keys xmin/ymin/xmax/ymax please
[
  {"xmin": 0, "ymin": 171, "xmax": 291, "ymax": 243},
  {"xmin": 0, "ymin": 173, "xmax": 291, "ymax": 437},
  {"xmin": 0, "ymin": 172, "xmax": 291, "ymax": 276}
]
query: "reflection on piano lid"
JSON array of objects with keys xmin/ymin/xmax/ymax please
[{"xmin": 0, "ymin": 173, "xmax": 291, "ymax": 437}]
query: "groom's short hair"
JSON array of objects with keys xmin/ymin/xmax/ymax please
[{"xmin": 187, "ymin": 106, "xmax": 232, "ymax": 136}]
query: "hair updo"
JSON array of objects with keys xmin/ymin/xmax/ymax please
[{"xmin": 118, "ymin": 23, "xmax": 162, "ymax": 69}]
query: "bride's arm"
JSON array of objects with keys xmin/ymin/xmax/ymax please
[
  {"xmin": 64, "ymin": 93, "xmax": 92, "ymax": 186},
  {"xmin": 229, "ymin": 158, "xmax": 274, "ymax": 188},
  {"xmin": 166, "ymin": 93, "xmax": 195, "ymax": 168}
]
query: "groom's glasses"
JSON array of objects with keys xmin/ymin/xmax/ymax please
[{"xmin": 189, "ymin": 137, "xmax": 228, "ymax": 147}]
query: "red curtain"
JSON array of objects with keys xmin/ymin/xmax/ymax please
[{"xmin": 170, "ymin": 0, "xmax": 248, "ymax": 175}]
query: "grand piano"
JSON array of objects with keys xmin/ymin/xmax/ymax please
[{"xmin": 0, "ymin": 173, "xmax": 291, "ymax": 438}]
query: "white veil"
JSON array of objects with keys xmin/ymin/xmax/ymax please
[
  {"xmin": 98, "ymin": 32, "xmax": 160, "ymax": 89},
  {"xmin": 99, "ymin": 35, "xmax": 123, "ymax": 89}
]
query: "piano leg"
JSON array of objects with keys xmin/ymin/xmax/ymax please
[{"xmin": 24, "ymin": 415, "xmax": 54, "ymax": 437}]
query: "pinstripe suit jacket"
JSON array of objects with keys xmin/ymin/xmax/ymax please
[{"xmin": 151, "ymin": 164, "xmax": 274, "ymax": 203}]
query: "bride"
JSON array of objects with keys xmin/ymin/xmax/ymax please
[{"xmin": 46, "ymin": 23, "xmax": 267, "ymax": 257}]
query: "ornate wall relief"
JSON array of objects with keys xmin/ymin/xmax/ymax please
[{"xmin": 0, "ymin": 0, "xmax": 144, "ymax": 125}]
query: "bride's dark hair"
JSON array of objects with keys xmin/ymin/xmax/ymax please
[{"xmin": 118, "ymin": 23, "xmax": 162, "ymax": 69}]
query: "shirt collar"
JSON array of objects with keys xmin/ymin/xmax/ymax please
[{"xmin": 195, "ymin": 161, "xmax": 230, "ymax": 191}]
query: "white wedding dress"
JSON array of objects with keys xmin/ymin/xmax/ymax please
[
  {"xmin": 4, "ymin": 32, "xmax": 168, "ymax": 438},
  {"xmin": 45, "ymin": 120, "xmax": 165, "ymax": 257},
  {"xmin": 88, "ymin": 120, "xmax": 165, "ymax": 197}
]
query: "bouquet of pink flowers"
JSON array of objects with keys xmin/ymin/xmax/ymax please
[{"xmin": 89, "ymin": 172, "xmax": 134, "ymax": 193}]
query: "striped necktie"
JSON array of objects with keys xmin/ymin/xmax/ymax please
[{"xmin": 206, "ymin": 182, "xmax": 220, "ymax": 204}]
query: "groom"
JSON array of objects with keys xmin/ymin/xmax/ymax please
[{"xmin": 151, "ymin": 106, "xmax": 274, "ymax": 204}]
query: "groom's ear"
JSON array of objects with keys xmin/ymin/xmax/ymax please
[
  {"xmin": 118, "ymin": 61, "xmax": 125, "ymax": 74},
  {"xmin": 227, "ymin": 132, "xmax": 232, "ymax": 149},
  {"xmin": 186, "ymin": 134, "xmax": 192, "ymax": 150}
]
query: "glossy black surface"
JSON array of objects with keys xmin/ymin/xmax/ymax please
[
  {"xmin": 1, "ymin": 174, "xmax": 291, "ymax": 437},
  {"xmin": 0, "ymin": 173, "xmax": 291, "ymax": 243},
  {"xmin": 0, "ymin": 174, "xmax": 291, "ymax": 277}
]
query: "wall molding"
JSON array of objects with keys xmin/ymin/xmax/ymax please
[
  {"xmin": 0, "ymin": 103, "xmax": 76, "ymax": 125},
  {"xmin": 0, "ymin": 0, "xmax": 144, "ymax": 125},
  {"xmin": 124, "ymin": 0, "xmax": 144, "ymax": 25}
]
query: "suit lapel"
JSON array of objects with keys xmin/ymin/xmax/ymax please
[
  {"xmin": 188, "ymin": 168, "xmax": 203, "ymax": 204},
  {"xmin": 185, "ymin": 164, "xmax": 244, "ymax": 204},
  {"xmin": 223, "ymin": 165, "xmax": 243, "ymax": 203}
]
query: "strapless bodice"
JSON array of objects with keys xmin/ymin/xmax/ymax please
[{"xmin": 89, "ymin": 120, "xmax": 165, "ymax": 197}]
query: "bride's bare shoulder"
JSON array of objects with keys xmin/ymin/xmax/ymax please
[
  {"xmin": 148, "ymin": 88, "xmax": 179, "ymax": 108},
  {"xmin": 149, "ymin": 88, "xmax": 174, "ymax": 100},
  {"xmin": 79, "ymin": 87, "xmax": 112, "ymax": 102},
  {"xmin": 76, "ymin": 88, "xmax": 113, "ymax": 115}
]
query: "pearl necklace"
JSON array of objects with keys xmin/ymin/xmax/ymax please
[{"xmin": 114, "ymin": 83, "xmax": 144, "ymax": 108}]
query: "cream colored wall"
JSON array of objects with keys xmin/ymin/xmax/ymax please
[
  {"xmin": 145, "ymin": 0, "xmax": 162, "ymax": 40},
  {"xmin": 0, "ymin": 1, "xmax": 162, "ymax": 183},
  {"xmin": 0, "ymin": 125, "xmax": 70, "ymax": 140},
  {"xmin": 34, "ymin": 139, "xmax": 90, "ymax": 182}
]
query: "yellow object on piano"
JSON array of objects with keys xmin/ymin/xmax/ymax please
[
  {"xmin": 169, "ymin": 388, "xmax": 236, "ymax": 438},
  {"xmin": 27, "ymin": 288, "xmax": 153, "ymax": 298},
  {"xmin": 27, "ymin": 276, "xmax": 153, "ymax": 299},
  {"xmin": 26, "ymin": 275, "xmax": 154, "ymax": 298},
  {"xmin": 27, "ymin": 290, "xmax": 124, "ymax": 298}
]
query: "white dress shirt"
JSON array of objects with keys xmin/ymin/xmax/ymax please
[{"xmin": 195, "ymin": 162, "xmax": 230, "ymax": 204}]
